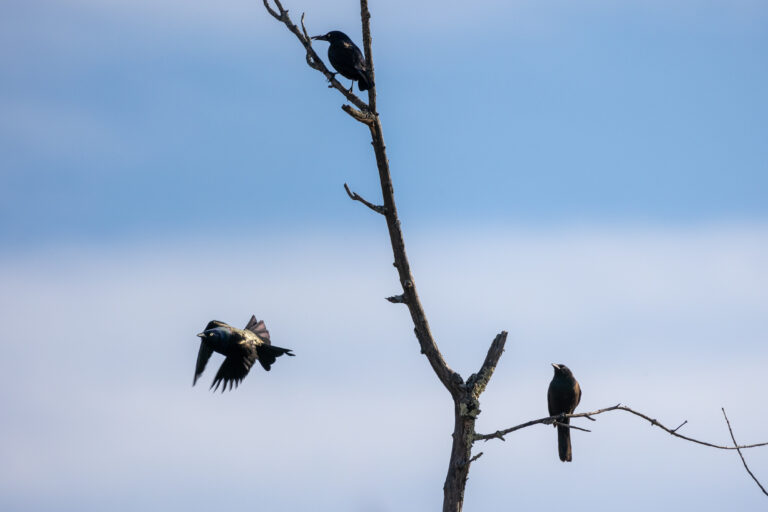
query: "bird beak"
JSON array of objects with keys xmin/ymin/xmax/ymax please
[
  {"xmin": 196, "ymin": 332, "xmax": 205, "ymax": 338},
  {"xmin": 551, "ymin": 363, "xmax": 560, "ymax": 370},
  {"xmin": 311, "ymin": 35, "xmax": 327, "ymax": 41}
]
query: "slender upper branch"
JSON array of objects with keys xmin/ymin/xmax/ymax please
[
  {"xmin": 475, "ymin": 404, "xmax": 768, "ymax": 452},
  {"xmin": 360, "ymin": 0, "xmax": 376, "ymax": 112},
  {"xmin": 354, "ymin": 3, "xmax": 464, "ymax": 397},
  {"xmin": 262, "ymin": 0, "xmax": 466, "ymax": 399}
]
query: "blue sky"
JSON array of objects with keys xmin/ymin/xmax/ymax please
[{"xmin": 1, "ymin": 1, "xmax": 767, "ymax": 510}]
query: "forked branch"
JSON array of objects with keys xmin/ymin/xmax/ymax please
[{"xmin": 722, "ymin": 408, "xmax": 768, "ymax": 496}]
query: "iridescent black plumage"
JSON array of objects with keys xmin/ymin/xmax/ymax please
[
  {"xmin": 193, "ymin": 315, "xmax": 294, "ymax": 392},
  {"xmin": 547, "ymin": 363, "xmax": 582, "ymax": 462},
  {"xmin": 311, "ymin": 30, "xmax": 373, "ymax": 91}
]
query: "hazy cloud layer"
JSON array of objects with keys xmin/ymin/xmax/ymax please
[{"xmin": 0, "ymin": 225, "xmax": 765, "ymax": 511}]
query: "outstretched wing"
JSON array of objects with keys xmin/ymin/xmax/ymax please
[
  {"xmin": 210, "ymin": 345, "xmax": 258, "ymax": 392},
  {"xmin": 193, "ymin": 341, "xmax": 214, "ymax": 386},
  {"xmin": 244, "ymin": 315, "xmax": 271, "ymax": 344}
]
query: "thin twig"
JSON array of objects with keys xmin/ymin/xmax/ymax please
[
  {"xmin": 468, "ymin": 452, "xmax": 484, "ymax": 464},
  {"xmin": 386, "ymin": 294, "xmax": 406, "ymax": 304},
  {"xmin": 553, "ymin": 421, "xmax": 591, "ymax": 433},
  {"xmin": 343, "ymin": 183, "xmax": 386, "ymax": 215},
  {"xmin": 672, "ymin": 420, "xmax": 688, "ymax": 433},
  {"xmin": 475, "ymin": 404, "xmax": 768, "ymax": 451},
  {"xmin": 300, "ymin": 12, "xmax": 310, "ymax": 41},
  {"xmin": 722, "ymin": 408, "xmax": 768, "ymax": 496}
]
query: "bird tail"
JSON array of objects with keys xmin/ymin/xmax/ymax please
[
  {"xmin": 557, "ymin": 418, "xmax": 572, "ymax": 462},
  {"xmin": 358, "ymin": 70, "xmax": 374, "ymax": 91},
  {"xmin": 256, "ymin": 344, "xmax": 295, "ymax": 371}
]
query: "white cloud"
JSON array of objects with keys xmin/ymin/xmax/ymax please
[{"xmin": 0, "ymin": 224, "xmax": 766, "ymax": 510}]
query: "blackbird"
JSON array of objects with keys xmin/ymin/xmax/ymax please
[
  {"xmin": 547, "ymin": 363, "xmax": 582, "ymax": 462},
  {"xmin": 311, "ymin": 30, "xmax": 373, "ymax": 92},
  {"xmin": 193, "ymin": 315, "xmax": 294, "ymax": 392}
]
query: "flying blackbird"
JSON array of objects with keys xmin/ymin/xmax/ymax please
[
  {"xmin": 547, "ymin": 363, "xmax": 582, "ymax": 462},
  {"xmin": 193, "ymin": 315, "xmax": 294, "ymax": 392},
  {"xmin": 311, "ymin": 30, "xmax": 373, "ymax": 92}
]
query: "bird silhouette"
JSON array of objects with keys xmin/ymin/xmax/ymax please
[
  {"xmin": 312, "ymin": 30, "xmax": 373, "ymax": 92},
  {"xmin": 193, "ymin": 315, "xmax": 294, "ymax": 392},
  {"xmin": 547, "ymin": 363, "xmax": 582, "ymax": 462}
]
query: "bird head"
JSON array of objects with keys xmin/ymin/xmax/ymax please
[
  {"xmin": 197, "ymin": 324, "xmax": 230, "ymax": 340},
  {"xmin": 551, "ymin": 363, "xmax": 574, "ymax": 377},
  {"xmin": 311, "ymin": 31, "xmax": 351, "ymax": 44}
]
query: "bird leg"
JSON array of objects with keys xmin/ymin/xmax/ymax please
[{"xmin": 348, "ymin": 81, "xmax": 355, "ymax": 93}]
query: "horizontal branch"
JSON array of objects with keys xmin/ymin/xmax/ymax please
[
  {"xmin": 262, "ymin": 0, "xmax": 369, "ymax": 111},
  {"xmin": 475, "ymin": 404, "xmax": 768, "ymax": 451},
  {"xmin": 343, "ymin": 183, "xmax": 386, "ymax": 215}
]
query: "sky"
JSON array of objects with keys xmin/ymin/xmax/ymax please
[{"xmin": 1, "ymin": 0, "xmax": 767, "ymax": 510}]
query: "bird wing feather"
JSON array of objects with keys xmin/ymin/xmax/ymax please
[
  {"xmin": 193, "ymin": 341, "xmax": 214, "ymax": 386},
  {"xmin": 573, "ymin": 382, "xmax": 582, "ymax": 411},
  {"xmin": 329, "ymin": 43, "xmax": 367, "ymax": 79},
  {"xmin": 244, "ymin": 315, "xmax": 271, "ymax": 344},
  {"xmin": 210, "ymin": 344, "xmax": 258, "ymax": 392}
]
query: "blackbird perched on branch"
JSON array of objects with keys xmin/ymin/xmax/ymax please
[
  {"xmin": 193, "ymin": 315, "xmax": 294, "ymax": 392},
  {"xmin": 311, "ymin": 30, "xmax": 373, "ymax": 92},
  {"xmin": 547, "ymin": 363, "xmax": 582, "ymax": 462}
]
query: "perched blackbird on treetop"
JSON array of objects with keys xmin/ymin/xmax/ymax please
[
  {"xmin": 311, "ymin": 30, "xmax": 373, "ymax": 92},
  {"xmin": 193, "ymin": 316, "xmax": 294, "ymax": 392},
  {"xmin": 547, "ymin": 363, "xmax": 582, "ymax": 462}
]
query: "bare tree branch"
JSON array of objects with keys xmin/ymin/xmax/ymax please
[
  {"xmin": 341, "ymin": 104, "xmax": 375, "ymax": 124},
  {"xmin": 343, "ymin": 183, "xmax": 386, "ymax": 215},
  {"xmin": 722, "ymin": 408, "xmax": 768, "ymax": 496},
  {"xmin": 467, "ymin": 332, "xmax": 508, "ymax": 398},
  {"xmin": 258, "ymin": 0, "xmax": 768, "ymax": 508},
  {"xmin": 476, "ymin": 404, "xmax": 768, "ymax": 452},
  {"xmin": 360, "ymin": 0, "xmax": 376, "ymax": 112}
]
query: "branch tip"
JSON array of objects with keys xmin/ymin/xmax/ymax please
[
  {"xmin": 300, "ymin": 12, "xmax": 309, "ymax": 42},
  {"xmin": 468, "ymin": 452, "xmax": 484, "ymax": 464},
  {"xmin": 342, "ymin": 183, "xmax": 385, "ymax": 215}
]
